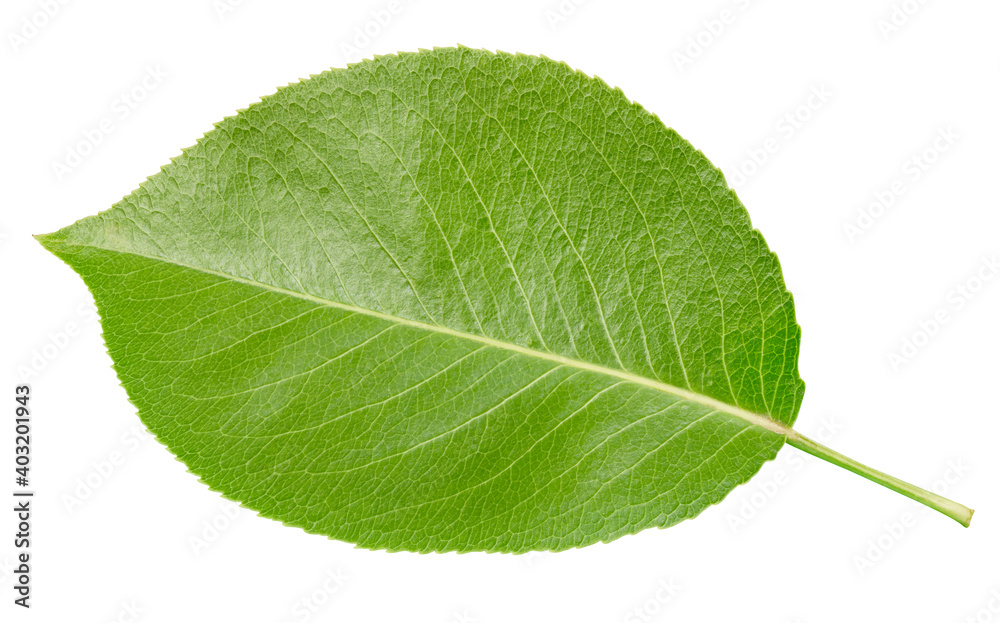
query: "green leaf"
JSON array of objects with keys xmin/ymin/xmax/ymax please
[{"xmin": 37, "ymin": 47, "xmax": 972, "ymax": 553}]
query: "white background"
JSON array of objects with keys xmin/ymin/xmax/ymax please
[{"xmin": 1, "ymin": 0, "xmax": 998, "ymax": 621}]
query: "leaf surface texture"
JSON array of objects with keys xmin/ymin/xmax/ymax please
[{"xmin": 40, "ymin": 48, "xmax": 804, "ymax": 553}]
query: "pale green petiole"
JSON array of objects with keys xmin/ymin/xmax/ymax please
[{"xmin": 786, "ymin": 431, "xmax": 974, "ymax": 527}]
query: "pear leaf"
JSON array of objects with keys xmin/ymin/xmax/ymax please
[{"xmin": 38, "ymin": 48, "xmax": 971, "ymax": 553}]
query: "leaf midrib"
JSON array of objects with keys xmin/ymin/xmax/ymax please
[{"xmin": 45, "ymin": 235, "xmax": 792, "ymax": 437}]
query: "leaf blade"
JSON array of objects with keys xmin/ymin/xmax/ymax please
[{"xmin": 39, "ymin": 48, "xmax": 804, "ymax": 552}]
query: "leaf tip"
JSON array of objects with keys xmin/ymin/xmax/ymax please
[{"xmin": 33, "ymin": 231, "xmax": 62, "ymax": 252}]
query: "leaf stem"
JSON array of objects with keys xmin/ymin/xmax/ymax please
[{"xmin": 785, "ymin": 431, "xmax": 973, "ymax": 527}]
